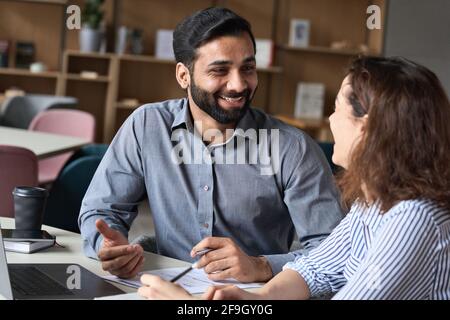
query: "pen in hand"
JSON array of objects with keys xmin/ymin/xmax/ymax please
[{"xmin": 170, "ymin": 248, "xmax": 212, "ymax": 283}]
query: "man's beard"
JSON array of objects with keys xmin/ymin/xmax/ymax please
[{"xmin": 190, "ymin": 78, "xmax": 254, "ymax": 124}]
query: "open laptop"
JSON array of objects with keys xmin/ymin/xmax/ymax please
[{"xmin": 0, "ymin": 224, "xmax": 124, "ymax": 300}]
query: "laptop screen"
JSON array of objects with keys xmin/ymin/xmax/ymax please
[{"xmin": 0, "ymin": 223, "xmax": 14, "ymax": 300}]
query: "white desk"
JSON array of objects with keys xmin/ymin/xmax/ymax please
[
  {"xmin": 0, "ymin": 126, "xmax": 89, "ymax": 160},
  {"xmin": 0, "ymin": 217, "xmax": 190, "ymax": 297}
]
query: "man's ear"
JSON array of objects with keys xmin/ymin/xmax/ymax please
[{"xmin": 176, "ymin": 62, "xmax": 191, "ymax": 90}]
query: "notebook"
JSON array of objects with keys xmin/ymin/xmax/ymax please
[
  {"xmin": 1, "ymin": 229, "xmax": 55, "ymax": 253},
  {"xmin": 3, "ymin": 240, "xmax": 54, "ymax": 254}
]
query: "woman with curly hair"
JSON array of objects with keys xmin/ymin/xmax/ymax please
[{"xmin": 139, "ymin": 56, "xmax": 450, "ymax": 300}]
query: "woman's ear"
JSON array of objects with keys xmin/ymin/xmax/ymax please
[
  {"xmin": 360, "ymin": 114, "xmax": 369, "ymax": 131},
  {"xmin": 176, "ymin": 63, "xmax": 190, "ymax": 90}
]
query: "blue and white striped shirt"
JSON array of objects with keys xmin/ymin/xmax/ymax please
[{"xmin": 284, "ymin": 199, "xmax": 450, "ymax": 299}]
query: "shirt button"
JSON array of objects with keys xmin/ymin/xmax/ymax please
[
  {"xmin": 203, "ymin": 223, "xmax": 209, "ymax": 228},
  {"xmin": 203, "ymin": 185, "xmax": 209, "ymax": 191}
]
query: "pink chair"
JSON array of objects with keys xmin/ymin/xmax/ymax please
[
  {"xmin": 28, "ymin": 109, "xmax": 96, "ymax": 185},
  {"xmin": 0, "ymin": 145, "xmax": 38, "ymax": 218}
]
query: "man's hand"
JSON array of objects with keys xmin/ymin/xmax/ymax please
[
  {"xmin": 138, "ymin": 275, "xmax": 196, "ymax": 300},
  {"xmin": 191, "ymin": 237, "xmax": 273, "ymax": 283},
  {"xmin": 96, "ymin": 219, "xmax": 144, "ymax": 279}
]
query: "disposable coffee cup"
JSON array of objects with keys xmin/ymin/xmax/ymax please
[{"xmin": 13, "ymin": 186, "xmax": 49, "ymax": 231}]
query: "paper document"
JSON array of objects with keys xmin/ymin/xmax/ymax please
[
  {"xmin": 103, "ymin": 267, "xmax": 263, "ymax": 294},
  {"xmin": 95, "ymin": 292, "xmax": 145, "ymax": 300}
]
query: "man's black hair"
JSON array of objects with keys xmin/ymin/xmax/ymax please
[{"xmin": 173, "ymin": 7, "xmax": 256, "ymax": 70}]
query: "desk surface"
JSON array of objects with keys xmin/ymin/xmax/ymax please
[
  {"xmin": 0, "ymin": 217, "xmax": 190, "ymax": 297},
  {"xmin": 0, "ymin": 126, "xmax": 89, "ymax": 160}
]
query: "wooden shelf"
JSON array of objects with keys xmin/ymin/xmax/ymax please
[
  {"xmin": 279, "ymin": 45, "xmax": 371, "ymax": 57},
  {"xmin": 119, "ymin": 54, "xmax": 176, "ymax": 65},
  {"xmin": 116, "ymin": 101, "xmax": 140, "ymax": 110},
  {"xmin": 275, "ymin": 115, "xmax": 333, "ymax": 142},
  {"xmin": 0, "ymin": 68, "xmax": 60, "ymax": 78},
  {"xmin": 275, "ymin": 114, "xmax": 329, "ymax": 129},
  {"xmin": 257, "ymin": 66, "xmax": 283, "ymax": 74},
  {"xmin": 65, "ymin": 50, "xmax": 116, "ymax": 60},
  {"xmin": 8, "ymin": 0, "xmax": 68, "ymax": 4},
  {"xmin": 65, "ymin": 74, "xmax": 110, "ymax": 83}
]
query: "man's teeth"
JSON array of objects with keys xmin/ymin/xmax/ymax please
[{"xmin": 220, "ymin": 96, "xmax": 243, "ymax": 102}]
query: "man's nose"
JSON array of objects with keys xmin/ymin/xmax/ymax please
[{"xmin": 226, "ymin": 70, "xmax": 247, "ymax": 93}]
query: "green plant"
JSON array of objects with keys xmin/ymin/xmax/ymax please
[{"xmin": 82, "ymin": 0, "xmax": 105, "ymax": 29}]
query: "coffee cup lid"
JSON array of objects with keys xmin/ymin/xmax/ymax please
[{"xmin": 12, "ymin": 186, "xmax": 48, "ymax": 198}]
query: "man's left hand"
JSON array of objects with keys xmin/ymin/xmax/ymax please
[{"xmin": 191, "ymin": 237, "xmax": 273, "ymax": 283}]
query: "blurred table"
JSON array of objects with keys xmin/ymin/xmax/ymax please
[{"xmin": 0, "ymin": 126, "xmax": 89, "ymax": 159}]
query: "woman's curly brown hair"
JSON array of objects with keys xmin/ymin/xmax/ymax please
[{"xmin": 337, "ymin": 57, "xmax": 450, "ymax": 212}]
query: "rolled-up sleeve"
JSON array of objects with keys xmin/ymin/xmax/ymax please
[
  {"xmin": 78, "ymin": 109, "xmax": 147, "ymax": 258},
  {"xmin": 283, "ymin": 212, "xmax": 352, "ymax": 297}
]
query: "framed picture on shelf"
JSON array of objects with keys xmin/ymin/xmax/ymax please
[
  {"xmin": 294, "ymin": 82, "xmax": 325, "ymax": 120},
  {"xmin": 255, "ymin": 39, "xmax": 274, "ymax": 68},
  {"xmin": 155, "ymin": 29, "xmax": 175, "ymax": 60},
  {"xmin": 289, "ymin": 19, "xmax": 310, "ymax": 48}
]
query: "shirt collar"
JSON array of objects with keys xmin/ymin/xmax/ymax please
[
  {"xmin": 171, "ymin": 98, "xmax": 258, "ymax": 141},
  {"xmin": 171, "ymin": 98, "xmax": 194, "ymax": 132},
  {"xmin": 233, "ymin": 108, "xmax": 258, "ymax": 141}
]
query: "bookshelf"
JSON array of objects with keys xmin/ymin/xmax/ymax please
[
  {"xmin": 0, "ymin": 0, "xmax": 387, "ymax": 143},
  {"xmin": 0, "ymin": 68, "xmax": 62, "ymax": 95}
]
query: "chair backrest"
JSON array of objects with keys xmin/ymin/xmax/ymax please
[
  {"xmin": 29, "ymin": 109, "xmax": 96, "ymax": 184},
  {"xmin": 29, "ymin": 109, "xmax": 95, "ymax": 141},
  {"xmin": 43, "ymin": 155, "xmax": 102, "ymax": 233},
  {"xmin": 64, "ymin": 143, "xmax": 108, "ymax": 166},
  {"xmin": 0, "ymin": 145, "xmax": 38, "ymax": 218},
  {"xmin": 0, "ymin": 95, "xmax": 78, "ymax": 129}
]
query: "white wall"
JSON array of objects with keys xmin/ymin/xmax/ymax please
[{"xmin": 383, "ymin": 0, "xmax": 450, "ymax": 96}]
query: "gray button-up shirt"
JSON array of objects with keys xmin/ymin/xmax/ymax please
[{"xmin": 79, "ymin": 98, "xmax": 343, "ymax": 274}]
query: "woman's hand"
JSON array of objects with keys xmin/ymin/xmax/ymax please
[
  {"xmin": 202, "ymin": 285, "xmax": 265, "ymax": 300},
  {"xmin": 138, "ymin": 274, "xmax": 197, "ymax": 300}
]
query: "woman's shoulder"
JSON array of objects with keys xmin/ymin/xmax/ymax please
[{"xmin": 386, "ymin": 199, "xmax": 450, "ymax": 227}]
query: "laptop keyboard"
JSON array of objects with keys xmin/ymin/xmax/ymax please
[{"xmin": 9, "ymin": 265, "xmax": 74, "ymax": 296}]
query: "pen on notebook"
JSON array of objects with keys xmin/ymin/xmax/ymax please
[{"xmin": 170, "ymin": 248, "xmax": 212, "ymax": 283}]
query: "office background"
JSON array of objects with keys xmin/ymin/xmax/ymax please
[{"xmin": 0, "ymin": 0, "xmax": 448, "ymax": 236}]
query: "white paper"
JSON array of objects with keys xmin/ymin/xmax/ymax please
[
  {"xmin": 294, "ymin": 82, "xmax": 325, "ymax": 119},
  {"xmin": 95, "ymin": 292, "xmax": 145, "ymax": 300},
  {"xmin": 103, "ymin": 267, "xmax": 263, "ymax": 294},
  {"xmin": 155, "ymin": 29, "xmax": 175, "ymax": 60},
  {"xmin": 255, "ymin": 39, "xmax": 273, "ymax": 68}
]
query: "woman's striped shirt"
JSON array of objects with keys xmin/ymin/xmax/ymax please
[{"xmin": 283, "ymin": 199, "xmax": 450, "ymax": 299}]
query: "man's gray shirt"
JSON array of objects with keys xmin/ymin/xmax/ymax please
[{"xmin": 79, "ymin": 98, "xmax": 343, "ymax": 274}]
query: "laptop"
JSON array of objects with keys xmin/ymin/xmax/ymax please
[{"xmin": 0, "ymin": 224, "xmax": 124, "ymax": 300}]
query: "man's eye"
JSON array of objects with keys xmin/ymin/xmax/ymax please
[
  {"xmin": 211, "ymin": 69, "xmax": 227, "ymax": 74},
  {"xmin": 242, "ymin": 65, "xmax": 256, "ymax": 73}
]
